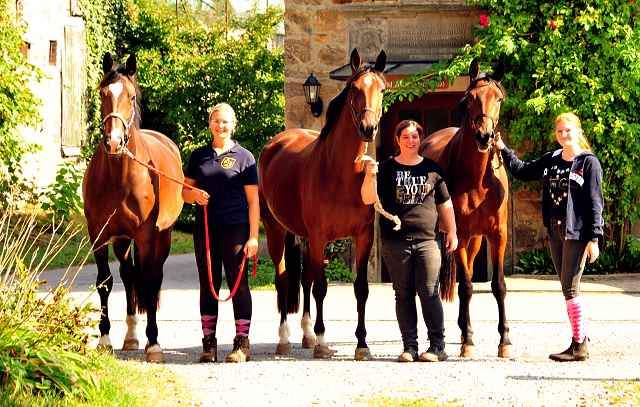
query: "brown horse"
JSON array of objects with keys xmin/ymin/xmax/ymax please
[
  {"xmin": 419, "ymin": 58, "xmax": 514, "ymax": 358},
  {"xmin": 258, "ymin": 49, "xmax": 386, "ymax": 360},
  {"xmin": 82, "ymin": 53, "xmax": 183, "ymax": 362}
]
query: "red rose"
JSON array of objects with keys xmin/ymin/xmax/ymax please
[
  {"xmin": 550, "ymin": 20, "xmax": 558, "ymax": 30},
  {"xmin": 479, "ymin": 15, "xmax": 489, "ymax": 27}
]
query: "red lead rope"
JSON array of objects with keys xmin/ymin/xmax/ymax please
[{"xmin": 124, "ymin": 148, "xmax": 257, "ymax": 302}]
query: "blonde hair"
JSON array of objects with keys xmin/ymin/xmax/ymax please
[
  {"xmin": 209, "ymin": 103, "xmax": 237, "ymax": 134},
  {"xmin": 555, "ymin": 113, "xmax": 591, "ymax": 151}
]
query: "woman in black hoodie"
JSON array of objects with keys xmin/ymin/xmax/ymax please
[{"xmin": 496, "ymin": 113, "xmax": 604, "ymax": 362}]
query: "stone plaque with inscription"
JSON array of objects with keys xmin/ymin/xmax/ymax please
[{"xmin": 350, "ymin": 16, "xmax": 474, "ymax": 62}]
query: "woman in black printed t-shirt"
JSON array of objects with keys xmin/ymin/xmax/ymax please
[
  {"xmin": 182, "ymin": 103, "xmax": 259, "ymax": 364},
  {"xmin": 496, "ymin": 112, "xmax": 604, "ymax": 362},
  {"xmin": 361, "ymin": 120, "xmax": 458, "ymax": 363}
]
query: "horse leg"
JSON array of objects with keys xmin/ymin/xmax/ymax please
[
  {"xmin": 456, "ymin": 245, "xmax": 477, "ymax": 358},
  {"xmin": 490, "ymin": 232, "xmax": 514, "ymax": 358},
  {"xmin": 309, "ymin": 239, "xmax": 330, "ymax": 358},
  {"xmin": 132, "ymin": 225, "xmax": 162, "ymax": 362},
  {"xmin": 113, "ymin": 238, "xmax": 139, "ymax": 351},
  {"xmin": 466, "ymin": 236, "xmax": 483, "ymax": 281},
  {"xmin": 300, "ymin": 251, "xmax": 315, "ymax": 349},
  {"xmin": 94, "ymin": 240, "xmax": 114, "ymax": 351},
  {"xmin": 263, "ymin": 218, "xmax": 292, "ymax": 354},
  {"xmin": 353, "ymin": 228, "xmax": 373, "ymax": 361},
  {"xmin": 143, "ymin": 227, "xmax": 172, "ymax": 363}
]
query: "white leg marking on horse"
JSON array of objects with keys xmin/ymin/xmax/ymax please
[
  {"xmin": 125, "ymin": 314, "xmax": 138, "ymax": 341},
  {"xmin": 301, "ymin": 312, "xmax": 315, "ymax": 340},
  {"xmin": 315, "ymin": 334, "xmax": 327, "ymax": 347},
  {"xmin": 278, "ymin": 321, "xmax": 290, "ymax": 345},
  {"xmin": 98, "ymin": 334, "xmax": 111, "ymax": 346},
  {"xmin": 146, "ymin": 344, "xmax": 162, "ymax": 353}
]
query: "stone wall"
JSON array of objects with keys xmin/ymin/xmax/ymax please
[{"xmin": 11, "ymin": 0, "xmax": 85, "ymax": 191}]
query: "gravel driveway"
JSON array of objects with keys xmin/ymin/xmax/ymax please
[{"xmin": 44, "ymin": 257, "xmax": 640, "ymax": 407}]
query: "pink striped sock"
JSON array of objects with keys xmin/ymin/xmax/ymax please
[
  {"xmin": 235, "ymin": 318, "xmax": 251, "ymax": 338},
  {"xmin": 566, "ymin": 297, "xmax": 586, "ymax": 343},
  {"xmin": 201, "ymin": 315, "xmax": 218, "ymax": 337}
]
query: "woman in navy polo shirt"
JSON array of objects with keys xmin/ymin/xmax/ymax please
[
  {"xmin": 496, "ymin": 112, "xmax": 604, "ymax": 362},
  {"xmin": 182, "ymin": 103, "xmax": 259, "ymax": 363}
]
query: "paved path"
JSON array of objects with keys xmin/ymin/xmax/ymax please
[{"xmin": 40, "ymin": 254, "xmax": 640, "ymax": 406}]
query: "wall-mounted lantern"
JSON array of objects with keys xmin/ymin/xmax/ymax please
[{"xmin": 303, "ymin": 73, "xmax": 323, "ymax": 117}]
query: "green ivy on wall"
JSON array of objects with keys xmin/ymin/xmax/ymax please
[{"xmin": 385, "ymin": 0, "xmax": 640, "ymax": 256}]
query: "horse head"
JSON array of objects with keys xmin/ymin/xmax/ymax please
[
  {"xmin": 461, "ymin": 58, "xmax": 505, "ymax": 153},
  {"xmin": 348, "ymin": 49, "xmax": 387, "ymax": 142},
  {"xmin": 99, "ymin": 52, "xmax": 141, "ymax": 155}
]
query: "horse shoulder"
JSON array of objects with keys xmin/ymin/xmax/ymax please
[{"xmin": 420, "ymin": 127, "xmax": 458, "ymax": 162}]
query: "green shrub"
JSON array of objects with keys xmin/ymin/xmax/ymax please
[
  {"xmin": 515, "ymin": 247, "xmax": 555, "ymax": 275},
  {"xmin": 39, "ymin": 161, "xmax": 84, "ymax": 223},
  {"xmin": 0, "ymin": 205, "xmax": 101, "ymax": 399},
  {"xmin": 325, "ymin": 258, "xmax": 354, "ymax": 283}
]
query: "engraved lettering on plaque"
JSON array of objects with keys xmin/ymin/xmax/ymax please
[{"xmin": 386, "ymin": 18, "xmax": 474, "ymax": 61}]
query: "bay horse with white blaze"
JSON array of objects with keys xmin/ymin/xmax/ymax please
[
  {"xmin": 82, "ymin": 53, "xmax": 183, "ymax": 362},
  {"xmin": 259, "ymin": 49, "xmax": 387, "ymax": 359},
  {"xmin": 420, "ymin": 58, "xmax": 514, "ymax": 358}
]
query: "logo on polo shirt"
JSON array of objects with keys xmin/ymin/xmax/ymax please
[{"xmin": 221, "ymin": 157, "xmax": 236, "ymax": 169}]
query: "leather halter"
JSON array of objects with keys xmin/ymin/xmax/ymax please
[
  {"xmin": 350, "ymin": 89, "xmax": 381, "ymax": 130},
  {"xmin": 102, "ymin": 95, "xmax": 136, "ymax": 146}
]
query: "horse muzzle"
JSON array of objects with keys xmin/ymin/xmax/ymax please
[
  {"xmin": 476, "ymin": 132, "xmax": 494, "ymax": 153},
  {"xmin": 103, "ymin": 134, "xmax": 124, "ymax": 155}
]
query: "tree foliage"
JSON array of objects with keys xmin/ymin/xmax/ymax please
[
  {"xmin": 80, "ymin": 0, "xmax": 284, "ymax": 161},
  {"xmin": 0, "ymin": 0, "xmax": 44, "ymax": 207},
  {"xmin": 385, "ymin": 0, "xmax": 640, "ymax": 254}
]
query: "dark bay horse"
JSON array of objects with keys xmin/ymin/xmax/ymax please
[
  {"xmin": 82, "ymin": 53, "xmax": 183, "ymax": 362},
  {"xmin": 259, "ymin": 49, "xmax": 387, "ymax": 360},
  {"xmin": 419, "ymin": 58, "xmax": 514, "ymax": 358}
]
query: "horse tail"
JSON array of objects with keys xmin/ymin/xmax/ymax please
[
  {"xmin": 130, "ymin": 241, "xmax": 146, "ymax": 314},
  {"xmin": 439, "ymin": 232, "xmax": 456, "ymax": 303},
  {"xmin": 282, "ymin": 231, "xmax": 301, "ymax": 314}
]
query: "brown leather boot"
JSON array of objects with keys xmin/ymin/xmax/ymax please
[
  {"xmin": 226, "ymin": 336, "xmax": 250, "ymax": 362},
  {"xmin": 199, "ymin": 335, "xmax": 217, "ymax": 363},
  {"xmin": 549, "ymin": 337, "xmax": 589, "ymax": 362}
]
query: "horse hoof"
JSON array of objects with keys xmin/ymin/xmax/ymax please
[
  {"xmin": 460, "ymin": 345, "xmax": 477, "ymax": 358},
  {"xmin": 313, "ymin": 345, "xmax": 331, "ymax": 359},
  {"xmin": 275, "ymin": 343, "xmax": 291, "ymax": 355},
  {"xmin": 498, "ymin": 344, "xmax": 515, "ymax": 358},
  {"xmin": 146, "ymin": 351, "xmax": 165, "ymax": 363},
  {"xmin": 301, "ymin": 337, "xmax": 315, "ymax": 349},
  {"xmin": 122, "ymin": 339, "xmax": 139, "ymax": 351},
  {"xmin": 354, "ymin": 347, "xmax": 372, "ymax": 361},
  {"xmin": 97, "ymin": 343, "xmax": 113, "ymax": 354}
]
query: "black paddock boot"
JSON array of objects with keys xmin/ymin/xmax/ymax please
[
  {"xmin": 549, "ymin": 337, "xmax": 589, "ymax": 362},
  {"xmin": 200, "ymin": 335, "xmax": 217, "ymax": 363}
]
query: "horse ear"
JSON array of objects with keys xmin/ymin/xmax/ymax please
[
  {"xmin": 350, "ymin": 49, "xmax": 361, "ymax": 72},
  {"xmin": 374, "ymin": 50, "xmax": 387, "ymax": 73},
  {"xmin": 126, "ymin": 54, "xmax": 137, "ymax": 76},
  {"xmin": 102, "ymin": 52, "xmax": 113, "ymax": 74},
  {"xmin": 469, "ymin": 58, "xmax": 480, "ymax": 81},
  {"xmin": 492, "ymin": 60, "xmax": 505, "ymax": 83}
]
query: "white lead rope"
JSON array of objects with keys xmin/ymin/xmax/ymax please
[{"xmin": 356, "ymin": 144, "xmax": 402, "ymax": 231}]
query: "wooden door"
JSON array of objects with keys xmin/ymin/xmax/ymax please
[{"xmin": 62, "ymin": 25, "xmax": 87, "ymax": 157}]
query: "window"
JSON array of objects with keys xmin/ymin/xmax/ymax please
[
  {"xmin": 20, "ymin": 42, "xmax": 30, "ymax": 60},
  {"xmin": 49, "ymin": 41, "xmax": 57, "ymax": 66}
]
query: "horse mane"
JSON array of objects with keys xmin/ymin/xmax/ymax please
[
  {"xmin": 319, "ymin": 64, "xmax": 387, "ymax": 139},
  {"xmin": 458, "ymin": 71, "xmax": 506, "ymax": 117},
  {"xmin": 98, "ymin": 63, "xmax": 143, "ymax": 129}
]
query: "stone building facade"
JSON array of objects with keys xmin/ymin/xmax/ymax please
[
  {"xmin": 8, "ymin": 0, "xmax": 86, "ymax": 189},
  {"xmin": 283, "ymin": 0, "xmax": 554, "ymax": 282}
]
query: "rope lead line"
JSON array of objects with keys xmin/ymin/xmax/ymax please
[
  {"xmin": 123, "ymin": 147, "xmax": 257, "ymax": 302},
  {"xmin": 355, "ymin": 145, "xmax": 401, "ymax": 231}
]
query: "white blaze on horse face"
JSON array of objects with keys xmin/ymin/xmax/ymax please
[
  {"xmin": 106, "ymin": 83, "xmax": 125, "ymax": 142},
  {"xmin": 363, "ymin": 76, "xmax": 373, "ymax": 87}
]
